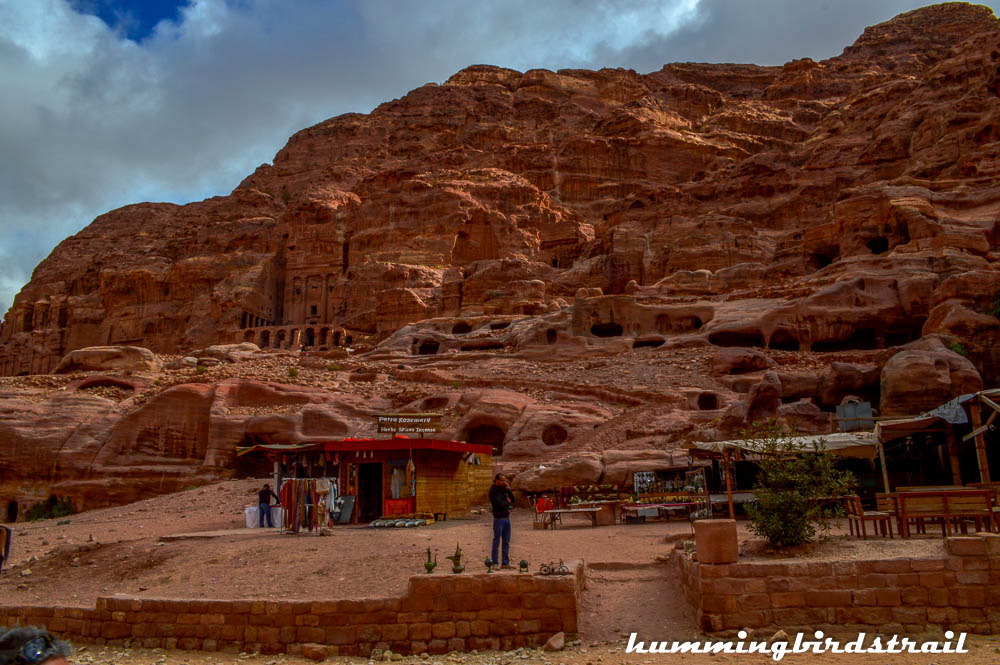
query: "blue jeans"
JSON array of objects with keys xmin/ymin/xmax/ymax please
[
  {"xmin": 492, "ymin": 517, "xmax": 511, "ymax": 566},
  {"xmin": 258, "ymin": 503, "xmax": 273, "ymax": 528}
]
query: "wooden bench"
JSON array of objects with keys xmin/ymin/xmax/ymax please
[
  {"xmin": 542, "ymin": 507, "xmax": 602, "ymax": 529},
  {"xmin": 897, "ymin": 489, "xmax": 997, "ymax": 537}
]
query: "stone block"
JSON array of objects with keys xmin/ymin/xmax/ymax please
[
  {"xmin": 431, "ymin": 622, "xmax": 456, "ymax": 639},
  {"xmin": 382, "ymin": 624, "xmax": 408, "ymax": 641},
  {"xmin": 910, "ymin": 559, "xmax": 945, "ymax": 571},
  {"xmin": 876, "ymin": 589, "xmax": 901, "ymax": 607},
  {"xmin": 694, "ymin": 520, "xmax": 740, "ymax": 565},
  {"xmin": 956, "ymin": 570, "xmax": 989, "ymax": 584},
  {"xmin": 770, "ymin": 592, "xmax": 805, "ymax": 608},
  {"xmin": 851, "ymin": 590, "xmax": 876, "ymax": 606},
  {"xmin": 325, "ymin": 626, "xmax": 357, "ymax": 645},
  {"xmin": 927, "ymin": 607, "xmax": 959, "ymax": 624},
  {"xmin": 949, "ymin": 588, "xmax": 986, "ymax": 607},
  {"xmin": 946, "ymin": 537, "xmax": 987, "ymax": 557},
  {"xmin": 408, "ymin": 623, "xmax": 431, "ymax": 641},
  {"xmin": 805, "ymin": 591, "xmax": 851, "ymax": 608},
  {"xmin": 926, "ymin": 588, "xmax": 949, "ymax": 606},
  {"xmin": 297, "ymin": 627, "xmax": 326, "ymax": 643},
  {"xmin": 891, "ymin": 607, "xmax": 927, "ymax": 624}
]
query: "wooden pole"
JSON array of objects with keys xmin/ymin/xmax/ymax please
[
  {"xmin": 970, "ymin": 399, "xmax": 991, "ymax": 483},
  {"xmin": 724, "ymin": 448, "xmax": 735, "ymax": 520},
  {"xmin": 876, "ymin": 440, "xmax": 891, "ymax": 493},
  {"xmin": 945, "ymin": 428, "xmax": 963, "ymax": 485}
]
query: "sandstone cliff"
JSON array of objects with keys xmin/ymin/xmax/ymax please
[{"xmin": 2, "ymin": 4, "xmax": 1000, "ymax": 512}]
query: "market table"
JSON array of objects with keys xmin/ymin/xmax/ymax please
[
  {"xmin": 621, "ymin": 502, "xmax": 700, "ymax": 523},
  {"xmin": 541, "ymin": 507, "xmax": 602, "ymax": 529}
]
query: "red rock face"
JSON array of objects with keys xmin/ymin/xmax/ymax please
[
  {"xmin": 2, "ymin": 5, "xmax": 1000, "ymax": 506},
  {"xmin": 1, "ymin": 4, "xmax": 997, "ymax": 377}
]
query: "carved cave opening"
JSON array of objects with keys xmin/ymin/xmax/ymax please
[
  {"xmin": 591, "ymin": 322, "xmax": 624, "ymax": 337},
  {"xmin": 422, "ymin": 396, "xmax": 450, "ymax": 411},
  {"xmin": 305, "ymin": 328, "xmax": 316, "ymax": 347},
  {"xmin": 452, "ymin": 322, "xmax": 472, "ymax": 335},
  {"xmin": 885, "ymin": 324, "xmax": 921, "ymax": 347},
  {"xmin": 78, "ymin": 377, "xmax": 135, "ymax": 393},
  {"xmin": 656, "ymin": 314, "xmax": 703, "ymax": 334},
  {"xmin": 812, "ymin": 328, "xmax": 878, "ymax": 352},
  {"xmin": 708, "ymin": 330, "xmax": 765, "ymax": 348},
  {"xmin": 810, "ymin": 251, "xmax": 838, "ymax": 269},
  {"xmin": 460, "ymin": 341, "xmax": 504, "ymax": 352},
  {"xmin": 867, "ymin": 237, "xmax": 890, "ymax": 255},
  {"xmin": 769, "ymin": 329, "xmax": 800, "ymax": 351},
  {"xmin": 633, "ymin": 338, "xmax": 665, "ymax": 349},
  {"xmin": 546, "ymin": 329, "xmax": 557, "ymax": 344},
  {"xmin": 542, "ymin": 424, "xmax": 569, "ymax": 446},
  {"xmin": 6, "ymin": 500, "xmax": 18, "ymax": 523},
  {"xmin": 276, "ymin": 331, "xmax": 287, "ymax": 348},
  {"xmin": 464, "ymin": 421, "xmax": 507, "ymax": 455},
  {"xmin": 57, "ymin": 308, "xmax": 69, "ymax": 328},
  {"xmin": 243, "ymin": 330, "xmax": 255, "ymax": 343},
  {"xmin": 417, "ymin": 340, "xmax": 440, "ymax": 355},
  {"xmin": 333, "ymin": 331, "xmax": 342, "ymax": 346},
  {"xmin": 697, "ymin": 392, "xmax": 720, "ymax": 410},
  {"xmin": 490, "ymin": 322, "xmax": 510, "ymax": 330},
  {"xmin": 260, "ymin": 330, "xmax": 271, "ymax": 348}
]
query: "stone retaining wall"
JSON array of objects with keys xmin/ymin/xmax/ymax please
[
  {"xmin": 0, "ymin": 565, "xmax": 584, "ymax": 656},
  {"xmin": 677, "ymin": 533, "xmax": 1000, "ymax": 634}
]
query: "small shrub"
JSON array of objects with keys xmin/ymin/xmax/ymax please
[
  {"xmin": 743, "ymin": 423, "xmax": 855, "ymax": 548},
  {"xmin": 449, "ymin": 380, "xmax": 462, "ymax": 389},
  {"xmin": 946, "ymin": 340, "xmax": 968, "ymax": 356},
  {"xmin": 25, "ymin": 496, "xmax": 75, "ymax": 522},
  {"xmin": 288, "ymin": 366, "xmax": 299, "ymax": 378},
  {"xmin": 195, "ymin": 365, "xmax": 208, "ymax": 375},
  {"xmin": 327, "ymin": 364, "xmax": 342, "ymax": 371}
]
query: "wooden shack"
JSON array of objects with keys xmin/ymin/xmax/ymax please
[{"xmin": 236, "ymin": 437, "xmax": 493, "ymax": 523}]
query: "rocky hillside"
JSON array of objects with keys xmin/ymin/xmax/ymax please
[{"xmin": 1, "ymin": 3, "xmax": 1000, "ymax": 511}]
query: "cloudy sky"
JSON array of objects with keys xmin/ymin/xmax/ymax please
[{"xmin": 1, "ymin": 0, "xmax": 997, "ymax": 315}]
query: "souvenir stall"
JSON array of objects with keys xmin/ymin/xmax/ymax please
[{"xmin": 236, "ymin": 437, "xmax": 494, "ymax": 525}]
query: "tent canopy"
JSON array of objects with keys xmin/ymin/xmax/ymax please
[{"xmin": 687, "ymin": 431, "xmax": 878, "ymax": 459}]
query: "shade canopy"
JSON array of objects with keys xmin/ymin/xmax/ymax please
[
  {"xmin": 236, "ymin": 437, "xmax": 493, "ymax": 458},
  {"xmin": 688, "ymin": 431, "xmax": 878, "ymax": 459}
]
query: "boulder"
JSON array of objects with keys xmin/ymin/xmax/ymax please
[
  {"xmin": 543, "ymin": 632, "xmax": 565, "ymax": 652},
  {"xmin": 816, "ymin": 363, "xmax": 880, "ymax": 408},
  {"xmin": 189, "ymin": 342, "xmax": 261, "ymax": 363},
  {"xmin": 510, "ymin": 454, "xmax": 603, "ymax": 492},
  {"xmin": 746, "ymin": 371, "xmax": 782, "ymax": 425},
  {"xmin": 710, "ymin": 348, "xmax": 772, "ymax": 376},
  {"xmin": 880, "ymin": 343, "xmax": 983, "ymax": 416},
  {"xmin": 52, "ymin": 346, "xmax": 159, "ymax": 374}
]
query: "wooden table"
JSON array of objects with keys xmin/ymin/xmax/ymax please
[{"xmin": 542, "ymin": 507, "xmax": 602, "ymax": 529}]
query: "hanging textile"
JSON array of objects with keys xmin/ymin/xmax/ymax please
[{"xmin": 280, "ymin": 478, "xmax": 321, "ymax": 533}]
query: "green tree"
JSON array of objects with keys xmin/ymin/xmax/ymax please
[{"xmin": 743, "ymin": 424, "xmax": 856, "ymax": 548}]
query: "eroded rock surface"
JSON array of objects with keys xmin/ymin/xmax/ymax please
[{"xmin": 2, "ymin": 5, "xmax": 1000, "ymax": 509}]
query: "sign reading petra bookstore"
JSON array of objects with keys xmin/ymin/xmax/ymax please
[{"xmin": 376, "ymin": 413, "xmax": 443, "ymax": 434}]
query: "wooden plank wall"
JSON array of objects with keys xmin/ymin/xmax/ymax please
[{"xmin": 415, "ymin": 453, "xmax": 492, "ymax": 516}]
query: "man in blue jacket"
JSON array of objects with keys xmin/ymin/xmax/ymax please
[{"xmin": 489, "ymin": 474, "xmax": 516, "ymax": 569}]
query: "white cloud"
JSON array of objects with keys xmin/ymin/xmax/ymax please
[{"xmin": 0, "ymin": 0, "xmax": 996, "ymax": 315}]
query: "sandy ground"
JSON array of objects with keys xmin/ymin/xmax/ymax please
[{"xmin": 1, "ymin": 479, "xmax": 993, "ymax": 664}]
